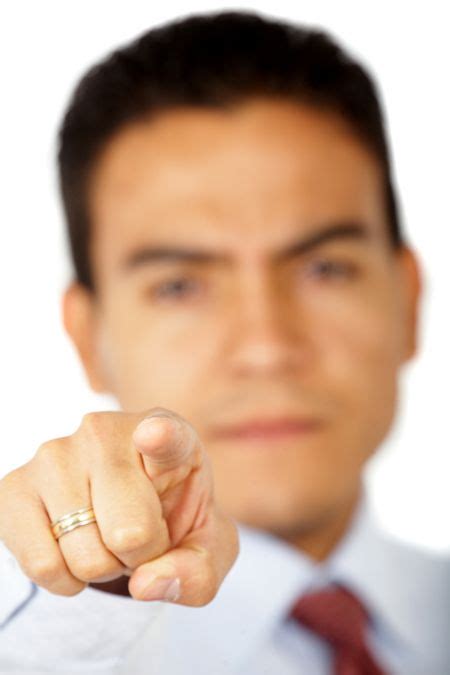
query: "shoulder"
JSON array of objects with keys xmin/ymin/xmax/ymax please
[
  {"xmin": 377, "ymin": 531, "xmax": 450, "ymax": 668},
  {"xmin": 334, "ymin": 496, "xmax": 450, "ymax": 598},
  {"xmin": 330, "ymin": 504, "xmax": 450, "ymax": 670},
  {"xmin": 353, "ymin": 505, "xmax": 450, "ymax": 614},
  {"xmin": 380, "ymin": 530, "xmax": 450, "ymax": 603}
]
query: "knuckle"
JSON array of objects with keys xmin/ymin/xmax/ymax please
[
  {"xmin": 69, "ymin": 558, "xmax": 115, "ymax": 582},
  {"xmin": 78, "ymin": 411, "xmax": 123, "ymax": 449},
  {"xmin": 23, "ymin": 555, "xmax": 65, "ymax": 586},
  {"xmin": 35, "ymin": 438, "xmax": 68, "ymax": 466},
  {"xmin": 34, "ymin": 443, "xmax": 72, "ymax": 482},
  {"xmin": 35, "ymin": 439, "xmax": 58, "ymax": 459},
  {"xmin": 80, "ymin": 412, "xmax": 106, "ymax": 435},
  {"xmin": 55, "ymin": 582, "xmax": 87, "ymax": 597},
  {"xmin": 103, "ymin": 524, "xmax": 151, "ymax": 555},
  {"xmin": 0, "ymin": 465, "xmax": 26, "ymax": 496},
  {"xmin": 0, "ymin": 467, "xmax": 31, "ymax": 539}
]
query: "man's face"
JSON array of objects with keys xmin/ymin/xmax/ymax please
[{"xmin": 65, "ymin": 98, "xmax": 420, "ymax": 542}]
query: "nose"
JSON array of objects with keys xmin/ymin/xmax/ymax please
[{"xmin": 225, "ymin": 270, "xmax": 313, "ymax": 377}]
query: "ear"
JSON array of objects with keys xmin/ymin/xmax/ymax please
[
  {"xmin": 61, "ymin": 282, "xmax": 110, "ymax": 393},
  {"xmin": 395, "ymin": 245, "xmax": 423, "ymax": 364}
]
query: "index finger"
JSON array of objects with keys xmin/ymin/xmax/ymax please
[{"xmin": 132, "ymin": 408, "xmax": 205, "ymax": 493}]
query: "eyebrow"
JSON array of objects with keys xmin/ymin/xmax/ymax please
[{"xmin": 120, "ymin": 220, "xmax": 371, "ymax": 274}]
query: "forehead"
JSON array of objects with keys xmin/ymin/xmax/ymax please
[{"xmin": 88, "ymin": 98, "xmax": 387, "ymax": 275}]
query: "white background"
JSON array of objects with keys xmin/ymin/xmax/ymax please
[{"xmin": 0, "ymin": 1, "xmax": 448, "ymax": 551}]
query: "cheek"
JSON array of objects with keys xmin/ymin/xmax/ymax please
[
  {"xmin": 99, "ymin": 306, "xmax": 220, "ymax": 413},
  {"xmin": 313, "ymin": 286, "xmax": 402, "ymax": 450}
]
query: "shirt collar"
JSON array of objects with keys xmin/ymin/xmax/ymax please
[
  {"xmin": 323, "ymin": 490, "xmax": 449, "ymax": 662},
  {"xmin": 212, "ymin": 487, "xmax": 443, "ymax": 670},
  {"xmin": 315, "ymin": 491, "xmax": 414, "ymax": 646}
]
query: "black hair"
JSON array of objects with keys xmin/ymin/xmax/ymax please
[{"xmin": 58, "ymin": 9, "xmax": 404, "ymax": 292}]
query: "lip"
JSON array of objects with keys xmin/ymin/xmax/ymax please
[{"xmin": 209, "ymin": 416, "xmax": 321, "ymax": 442}]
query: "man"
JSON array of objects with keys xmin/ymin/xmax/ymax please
[{"xmin": 0, "ymin": 9, "xmax": 448, "ymax": 675}]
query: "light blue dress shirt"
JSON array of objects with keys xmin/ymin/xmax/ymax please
[{"xmin": 1, "ymin": 493, "xmax": 449, "ymax": 674}]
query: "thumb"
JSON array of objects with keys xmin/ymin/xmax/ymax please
[
  {"xmin": 132, "ymin": 407, "xmax": 203, "ymax": 486},
  {"xmin": 128, "ymin": 508, "xmax": 240, "ymax": 606}
]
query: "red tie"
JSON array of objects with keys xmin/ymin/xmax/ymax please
[{"xmin": 289, "ymin": 583, "xmax": 388, "ymax": 675}]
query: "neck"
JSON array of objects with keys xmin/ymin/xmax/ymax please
[{"xmin": 280, "ymin": 486, "xmax": 362, "ymax": 562}]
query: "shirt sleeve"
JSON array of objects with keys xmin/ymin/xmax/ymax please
[
  {"xmin": 0, "ymin": 540, "xmax": 167, "ymax": 674},
  {"xmin": 0, "ymin": 540, "xmax": 36, "ymax": 629}
]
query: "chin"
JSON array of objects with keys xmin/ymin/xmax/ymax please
[
  {"xmin": 218, "ymin": 472, "xmax": 361, "ymax": 542},
  {"xmin": 221, "ymin": 485, "xmax": 326, "ymax": 530},
  {"xmin": 209, "ymin": 435, "xmax": 364, "ymax": 537}
]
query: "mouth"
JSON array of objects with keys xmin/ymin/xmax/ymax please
[{"xmin": 209, "ymin": 416, "xmax": 322, "ymax": 443}]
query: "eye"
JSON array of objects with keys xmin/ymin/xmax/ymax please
[
  {"xmin": 148, "ymin": 276, "xmax": 204, "ymax": 302},
  {"xmin": 305, "ymin": 258, "xmax": 357, "ymax": 281}
]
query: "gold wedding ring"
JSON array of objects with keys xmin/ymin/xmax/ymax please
[{"xmin": 51, "ymin": 505, "xmax": 97, "ymax": 541}]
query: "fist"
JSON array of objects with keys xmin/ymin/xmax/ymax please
[{"xmin": 0, "ymin": 407, "xmax": 239, "ymax": 605}]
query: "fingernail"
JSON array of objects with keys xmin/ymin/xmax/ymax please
[{"xmin": 139, "ymin": 576, "xmax": 181, "ymax": 602}]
